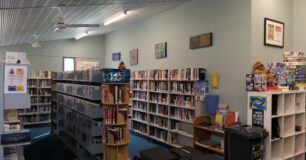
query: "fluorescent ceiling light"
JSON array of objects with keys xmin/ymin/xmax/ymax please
[
  {"xmin": 104, "ymin": 11, "xmax": 129, "ymax": 26},
  {"xmin": 75, "ymin": 32, "xmax": 89, "ymax": 40}
]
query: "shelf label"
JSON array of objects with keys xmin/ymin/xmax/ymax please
[
  {"xmin": 252, "ymin": 109, "xmax": 264, "ymax": 128},
  {"xmin": 249, "ymin": 96, "xmax": 267, "ymax": 110},
  {"xmin": 4, "ymin": 65, "xmax": 27, "ymax": 94}
]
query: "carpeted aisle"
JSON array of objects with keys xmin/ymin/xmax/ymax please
[{"xmin": 23, "ymin": 134, "xmax": 76, "ymax": 160}]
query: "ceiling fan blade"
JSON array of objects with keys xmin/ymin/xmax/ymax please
[{"xmin": 67, "ymin": 24, "xmax": 100, "ymax": 28}]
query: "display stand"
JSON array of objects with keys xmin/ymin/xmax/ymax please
[
  {"xmin": 193, "ymin": 116, "xmax": 225, "ymax": 156},
  {"xmin": 102, "ymin": 69, "xmax": 130, "ymax": 160},
  {"xmin": 247, "ymin": 91, "xmax": 306, "ymax": 160},
  {"xmin": 0, "ymin": 63, "xmax": 31, "ymax": 159}
]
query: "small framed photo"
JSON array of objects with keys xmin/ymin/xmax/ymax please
[
  {"xmin": 264, "ymin": 18, "xmax": 284, "ymax": 48},
  {"xmin": 155, "ymin": 42, "xmax": 167, "ymax": 59},
  {"xmin": 112, "ymin": 52, "xmax": 121, "ymax": 61}
]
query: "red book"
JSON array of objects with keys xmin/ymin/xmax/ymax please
[{"xmin": 225, "ymin": 111, "xmax": 236, "ymax": 126}]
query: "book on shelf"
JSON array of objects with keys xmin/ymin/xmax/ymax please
[
  {"xmin": 204, "ymin": 95, "xmax": 219, "ymax": 115},
  {"xmin": 117, "ymin": 111, "xmax": 127, "ymax": 124},
  {"xmin": 102, "ymin": 85, "xmax": 124, "ymax": 104},
  {"xmin": 106, "ymin": 108, "xmax": 117, "ymax": 124},
  {"xmin": 106, "ymin": 127, "xmax": 126, "ymax": 144}
]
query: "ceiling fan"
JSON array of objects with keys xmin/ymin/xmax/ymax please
[{"xmin": 53, "ymin": 16, "xmax": 100, "ymax": 32}]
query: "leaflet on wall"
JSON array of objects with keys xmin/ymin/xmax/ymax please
[
  {"xmin": 4, "ymin": 65, "xmax": 27, "ymax": 94},
  {"xmin": 5, "ymin": 52, "xmax": 29, "ymax": 64}
]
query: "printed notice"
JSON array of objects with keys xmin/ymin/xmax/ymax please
[{"xmin": 4, "ymin": 65, "xmax": 27, "ymax": 94}]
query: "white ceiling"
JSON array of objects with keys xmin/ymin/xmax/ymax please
[{"xmin": 0, "ymin": 0, "xmax": 190, "ymax": 47}]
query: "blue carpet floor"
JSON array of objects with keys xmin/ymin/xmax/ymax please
[{"xmin": 24, "ymin": 127, "xmax": 164, "ymax": 159}]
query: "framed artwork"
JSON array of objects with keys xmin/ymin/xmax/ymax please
[
  {"xmin": 264, "ymin": 18, "xmax": 284, "ymax": 48},
  {"xmin": 129, "ymin": 48, "xmax": 138, "ymax": 66},
  {"xmin": 155, "ymin": 42, "xmax": 167, "ymax": 59},
  {"xmin": 112, "ymin": 52, "xmax": 121, "ymax": 61},
  {"xmin": 189, "ymin": 32, "xmax": 212, "ymax": 49}
]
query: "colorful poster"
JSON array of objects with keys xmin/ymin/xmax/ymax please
[
  {"xmin": 4, "ymin": 65, "xmax": 27, "ymax": 94},
  {"xmin": 249, "ymin": 96, "xmax": 267, "ymax": 110}
]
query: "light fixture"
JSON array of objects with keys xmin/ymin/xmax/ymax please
[
  {"xmin": 75, "ymin": 31, "xmax": 89, "ymax": 40},
  {"xmin": 104, "ymin": 11, "xmax": 129, "ymax": 26}
]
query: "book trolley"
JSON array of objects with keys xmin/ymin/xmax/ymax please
[{"xmin": 102, "ymin": 69, "xmax": 130, "ymax": 160}]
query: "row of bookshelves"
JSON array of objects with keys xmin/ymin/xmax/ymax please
[
  {"xmin": 58, "ymin": 131, "xmax": 102, "ymax": 160},
  {"xmin": 28, "ymin": 80, "xmax": 51, "ymax": 88},
  {"xmin": 131, "ymin": 69, "xmax": 203, "ymax": 147},
  {"xmin": 133, "ymin": 81, "xmax": 194, "ymax": 93},
  {"xmin": 52, "ymin": 69, "xmax": 103, "ymax": 83},
  {"xmin": 18, "ymin": 106, "xmax": 51, "ymax": 115},
  {"xmin": 31, "ymin": 70, "xmax": 52, "ymax": 79},
  {"xmin": 54, "ymin": 92, "xmax": 102, "ymax": 119},
  {"xmin": 132, "ymin": 68, "xmax": 206, "ymax": 81},
  {"xmin": 58, "ymin": 106, "xmax": 102, "ymax": 155},
  {"xmin": 30, "ymin": 96, "xmax": 51, "ymax": 104},
  {"xmin": 19, "ymin": 114, "xmax": 51, "ymax": 125},
  {"xmin": 55, "ymin": 83, "xmax": 101, "ymax": 101},
  {"xmin": 132, "ymin": 121, "xmax": 190, "ymax": 148}
]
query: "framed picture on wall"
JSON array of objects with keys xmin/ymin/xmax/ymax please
[
  {"xmin": 129, "ymin": 48, "xmax": 138, "ymax": 66},
  {"xmin": 112, "ymin": 52, "xmax": 121, "ymax": 61},
  {"xmin": 264, "ymin": 18, "xmax": 284, "ymax": 48},
  {"xmin": 155, "ymin": 42, "xmax": 167, "ymax": 59}
]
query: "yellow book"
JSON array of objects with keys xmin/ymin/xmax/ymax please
[{"xmin": 215, "ymin": 112, "xmax": 223, "ymax": 128}]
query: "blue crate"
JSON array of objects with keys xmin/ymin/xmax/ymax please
[{"xmin": 101, "ymin": 68, "xmax": 131, "ymax": 83}]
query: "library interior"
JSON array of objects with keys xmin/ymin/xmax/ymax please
[{"xmin": 0, "ymin": 0, "xmax": 306, "ymax": 160}]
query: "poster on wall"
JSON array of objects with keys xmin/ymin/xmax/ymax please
[
  {"xmin": 4, "ymin": 65, "xmax": 27, "ymax": 94},
  {"xmin": 76, "ymin": 60, "xmax": 100, "ymax": 70},
  {"xmin": 249, "ymin": 96, "xmax": 267, "ymax": 110},
  {"xmin": 129, "ymin": 48, "xmax": 138, "ymax": 66},
  {"xmin": 264, "ymin": 18, "xmax": 284, "ymax": 48},
  {"xmin": 252, "ymin": 109, "xmax": 264, "ymax": 128}
]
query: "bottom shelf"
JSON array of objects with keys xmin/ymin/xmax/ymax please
[
  {"xmin": 194, "ymin": 141, "xmax": 224, "ymax": 155},
  {"xmin": 104, "ymin": 144, "xmax": 129, "ymax": 160},
  {"xmin": 57, "ymin": 131, "xmax": 102, "ymax": 160}
]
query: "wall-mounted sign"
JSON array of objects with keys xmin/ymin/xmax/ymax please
[
  {"xmin": 4, "ymin": 65, "xmax": 27, "ymax": 94},
  {"xmin": 249, "ymin": 96, "xmax": 267, "ymax": 110},
  {"xmin": 252, "ymin": 109, "xmax": 264, "ymax": 128}
]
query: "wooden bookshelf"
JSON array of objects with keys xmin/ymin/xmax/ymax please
[
  {"xmin": 102, "ymin": 78, "xmax": 130, "ymax": 160},
  {"xmin": 18, "ymin": 71, "xmax": 52, "ymax": 127},
  {"xmin": 193, "ymin": 115, "xmax": 225, "ymax": 158},
  {"xmin": 131, "ymin": 68, "xmax": 206, "ymax": 147}
]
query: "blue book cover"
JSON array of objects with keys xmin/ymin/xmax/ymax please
[{"xmin": 204, "ymin": 95, "xmax": 219, "ymax": 114}]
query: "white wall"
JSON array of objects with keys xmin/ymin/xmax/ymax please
[
  {"xmin": 105, "ymin": 0, "xmax": 252, "ymax": 123},
  {"xmin": 251, "ymin": 0, "xmax": 293, "ymax": 64},
  {"xmin": 0, "ymin": 35, "xmax": 105, "ymax": 72},
  {"xmin": 293, "ymin": 0, "xmax": 306, "ymax": 52}
]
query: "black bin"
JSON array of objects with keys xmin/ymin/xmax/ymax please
[{"xmin": 225, "ymin": 125, "xmax": 268, "ymax": 160}]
